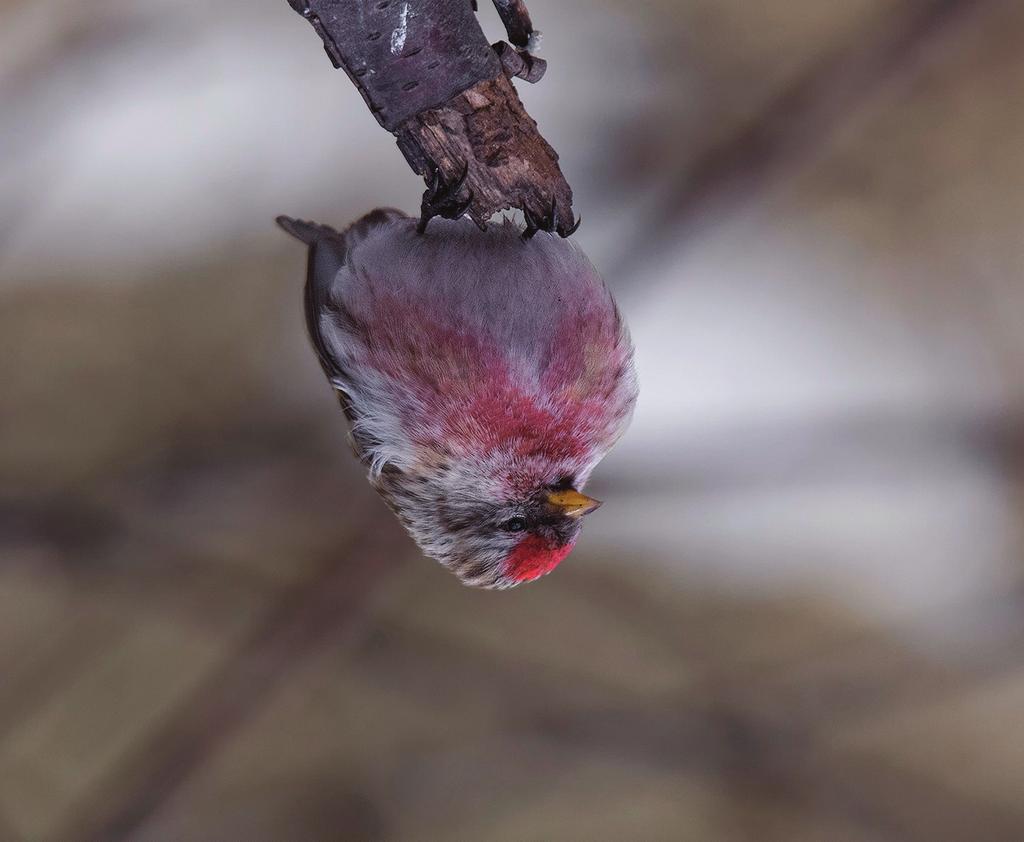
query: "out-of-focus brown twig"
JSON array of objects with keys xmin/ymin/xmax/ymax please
[{"xmin": 284, "ymin": 0, "xmax": 575, "ymax": 233}]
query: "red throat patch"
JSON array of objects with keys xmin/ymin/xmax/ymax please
[{"xmin": 505, "ymin": 535, "xmax": 575, "ymax": 583}]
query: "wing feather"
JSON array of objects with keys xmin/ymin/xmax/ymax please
[{"xmin": 277, "ymin": 209, "xmax": 409, "ymax": 463}]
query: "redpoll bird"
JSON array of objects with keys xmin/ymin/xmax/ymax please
[{"xmin": 278, "ymin": 209, "xmax": 637, "ymax": 588}]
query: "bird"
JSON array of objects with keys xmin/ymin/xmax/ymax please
[{"xmin": 277, "ymin": 208, "xmax": 637, "ymax": 588}]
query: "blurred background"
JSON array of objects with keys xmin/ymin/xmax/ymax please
[{"xmin": 2, "ymin": 0, "xmax": 1024, "ymax": 839}]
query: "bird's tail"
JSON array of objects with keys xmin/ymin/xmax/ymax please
[
  {"xmin": 276, "ymin": 208, "xmax": 408, "ymax": 247},
  {"xmin": 275, "ymin": 215, "xmax": 343, "ymax": 245}
]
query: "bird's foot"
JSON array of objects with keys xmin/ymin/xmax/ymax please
[
  {"xmin": 417, "ymin": 164, "xmax": 473, "ymax": 234},
  {"xmin": 522, "ymin": 198, "xmax": 581, "ymax": 239}
]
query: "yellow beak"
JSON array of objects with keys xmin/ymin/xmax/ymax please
[{"xmin": 546, "ymin": 488, "xmax": 602, "ymax": 519}]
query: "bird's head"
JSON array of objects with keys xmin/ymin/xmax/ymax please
[{"xmin": 378, "ymin": 450, "xmax": 603, "ymax": 589}]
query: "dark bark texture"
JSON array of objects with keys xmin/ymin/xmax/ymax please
[{"xmin": 285, "ymin": 0, "xmax": 574, "ymax": 231}]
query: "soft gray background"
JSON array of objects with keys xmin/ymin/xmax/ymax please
[{"xmin": 3, "ymin": 1, "xmax": 1024, "ymax": 839}]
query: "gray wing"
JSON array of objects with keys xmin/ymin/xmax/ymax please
[{"xmin": 276, "ymin": 208, "xmax": 409, "ymax": 462}]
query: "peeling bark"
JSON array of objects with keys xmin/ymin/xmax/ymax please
[{"xmin": 284, "ymin": 0, "xmax": 574, "ymax": 229}]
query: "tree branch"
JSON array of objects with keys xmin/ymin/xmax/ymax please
[{"xmin": 284, "ymin": 0, "xmax": 574, "ymax": 231}]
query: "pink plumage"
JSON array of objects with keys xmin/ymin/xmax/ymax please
[{"xmin": 278, "ymin": 209, "xmax": 637, "ymax": 588}]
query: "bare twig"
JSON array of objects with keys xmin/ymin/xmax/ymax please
[
  {"xmin": 284, "ymin": 0, "xmax": 574, "ymax": 231},
  {"xmin": 491, "ymin": 0, "xmax": 535, "ymax": 49}
]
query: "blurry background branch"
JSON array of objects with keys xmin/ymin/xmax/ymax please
[
  {"xmin": 5, "ymin": 0, "xmax": 1024, "ymax": 838},
  {"xmin": 284, "ymin": 0, "xmax": 575, "ymax": 232}
]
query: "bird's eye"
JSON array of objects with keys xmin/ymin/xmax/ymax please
[{"xmin": 502, "ymin": 516, "xmax": 528, "ymax": 533}]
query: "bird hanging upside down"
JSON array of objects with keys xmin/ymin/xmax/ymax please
[{"xmin": 278, "ymin": 209, "xmax": 638, "ymax": 588}]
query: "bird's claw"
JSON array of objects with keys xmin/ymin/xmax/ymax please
[
  {"xmin": 559, "ymin": 213, "xmax": 582, "ymax": 237},
  {"xmin": 417, "ymin": 164, "xmax": 474, "ymax": 234},
  {"xmin": 522, "ymin": 198, "xmax": 581, "ymax": 239}
]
